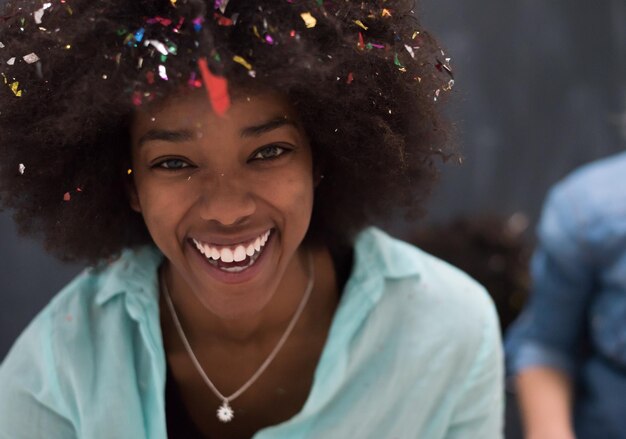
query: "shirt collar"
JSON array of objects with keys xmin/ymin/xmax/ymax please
[
  {"xmin": 93, "ymin": 227, "xmax": 422, "ymax": 307},
  {"xmin": 352, "ymin": 227, "xmax": 424, "ymax": 281},
  {"xmin": 94, "ymin": 245, "xmax": 164, "ymax": 306}
]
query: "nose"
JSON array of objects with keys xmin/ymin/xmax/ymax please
[{"xmin": 196, "ymin": 172, "xmax": 256, "ymax": 226}]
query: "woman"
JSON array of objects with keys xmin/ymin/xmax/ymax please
[{"xmin": 0, "ymin": 0, "xmax": 503, "ymax": 437}]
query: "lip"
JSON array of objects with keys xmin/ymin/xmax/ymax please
[
  {"xmin": 188, "ymin": 229, "xmax": 275, "ymax": 285},
  {"xmin": 190, "ymin": 228, "xmax": 272, "ymax": 247}
]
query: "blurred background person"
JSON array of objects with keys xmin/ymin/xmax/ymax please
[{"xmin": 506, "ymin": 152, "xmax": 626, "ymax": 439}]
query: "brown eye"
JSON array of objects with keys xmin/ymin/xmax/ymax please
[
  {"xmin": 251, "ymin": 145, "xmax": 288, "ymax": 160},
  {"xmin": 155, "ymin": 159, "xmax": 190, "ymax": 170}
]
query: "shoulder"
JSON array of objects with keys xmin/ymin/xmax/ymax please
[
  {"xmin": 541, "ymin": 152, "xmax": 626, "ymax": 255},
  {"xmin": 0, "ymin": 245, "xmax": 162, "ymax": 406},
  {"xmin": 9, "ymin": 244, "xmax": 162, "ymax": 346},
  {"xmin": 358, "ymin": 227, "xmax": 500, "ymax": 356},
  {"xmin": 350, "ymin": 228, "xmax": 502, "ymax": 407},
  {"xmin": 550, "ymin": 151, "xmax": 626, "ymax": 222}
]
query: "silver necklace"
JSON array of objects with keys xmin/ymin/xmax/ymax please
[{"xmin": 160, "ymin": 252, "xmax": 315, "ymax": 423}]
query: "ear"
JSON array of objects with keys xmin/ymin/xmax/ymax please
[{"xmin": 125, "ymin": 172, "xmax": 142, "ymax": 213}]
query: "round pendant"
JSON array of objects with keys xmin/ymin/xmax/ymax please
[{"xmin": 217, "ymin": 401, "xmax": 234, "ymax": 423}]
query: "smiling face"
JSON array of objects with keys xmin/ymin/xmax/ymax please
[{"xmin": 128, "ymin": 90, "xmax": 315, "ymax": 320}]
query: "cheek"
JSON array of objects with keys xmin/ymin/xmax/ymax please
[
  {"xmin": 261, "ymin": 167, "xmax": 314, "ymax": 223},
  {"xmin": 136, "ymin": 179, "xmax": 190, "ymax": 243}
]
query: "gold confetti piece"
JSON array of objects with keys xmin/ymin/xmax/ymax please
[
  {"xmin": 127, "ymin": 169, "xmax": 133, "ymax": 175},
  {"xmin": 300, "ymin": 12, "xmax": 317, "ymax": 28},
  {"xmin": 412, "ymin": 31, "xmax": 420, "ymax": 39},
  {"xmin": 381, "ymin": 8, "xmax": 392, "ymax": 17},
  {"xmin": 10, "ymin": 81, "xmax": 22, "ymax": 97},
  {"xmin": 170, "ymin": 0, "xmax": 177, "ymax": 6},
  {"xmin": 354, "ymin": 20, "xmax": 368, "ymax": 30},
  {"xmin": 233, "ymin": 55, "xmax": 252, "ymax": 70}
]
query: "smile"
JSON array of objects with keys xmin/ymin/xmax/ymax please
[{"xmin": 191, "ymin": 230, "xmax": 272, "ymax": 273}]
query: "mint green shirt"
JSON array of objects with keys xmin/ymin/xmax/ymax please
[{"xmin": 0, "ymin": 228, "xmax": 503, "ymax": 438}]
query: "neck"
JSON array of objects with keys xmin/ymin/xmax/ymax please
[{"xmin": 161, "ymin": 245, "xmax": 334, "ymax": 347}]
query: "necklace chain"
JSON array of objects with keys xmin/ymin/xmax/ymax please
[{"xmin": 160, "ymin": 251, "xmax": 315, "ymax": 421}]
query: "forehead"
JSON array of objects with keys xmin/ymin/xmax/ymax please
[{"xmin": 131, "ymin": 89, "xmax": 299, "ymax": 136}]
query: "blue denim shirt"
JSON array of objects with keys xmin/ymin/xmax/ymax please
[
  {"xmin": 505, "ymin": 151, "xmax": 626, "ymax": 438},
  {"xmin": 0, "ymin": 228, "xmax": 503, "ymax": 438}
]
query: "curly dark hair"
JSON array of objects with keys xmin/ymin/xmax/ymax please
[
  {"xmin": 0, "ymin": 0, "xmax": 454, "ymax": 265},
  {"xmin": 410, "ymin": 215, "xmax": 531, "ymax": 331}
]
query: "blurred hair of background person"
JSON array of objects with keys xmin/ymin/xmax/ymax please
[
  {"xmin": 411, "ymin": 214, "xmax": 531, "ymax": 333},
  {"xmin": 506, "ymin": 151, "xmax": 626, "ymax": 439}
]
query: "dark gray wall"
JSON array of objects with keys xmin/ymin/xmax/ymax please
[
  {"xmin": 2, "ymin": 0, "xmax": 625, "ymax": 359},
  {"xmin": 420, "ymin": 0, "xmax": 626, "ymax": 224}
]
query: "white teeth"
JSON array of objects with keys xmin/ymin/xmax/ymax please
[
  {"xmin": 220, "ymin": 248, "xmax": 234, "ymax": 263},
  {"xmin": 192, "ymin": 229, "xmax": 273, "ymax": 267},
  {"xmin": 245, "ymin": 244, "xmax": 255, "ymax": 257},
  {"xmin": 233, "ymin": 246, "xmax": 247, "ymax": 262}
]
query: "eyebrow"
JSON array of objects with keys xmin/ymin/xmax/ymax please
[
  {"xmin": 137, "ymin": 129, "xmax": 195, "ymax": 147},
  {"xmin": 137, "ymin": 116, "xmax": 299, "ymax": 148},
  {"xmin": 240, "ymin": 116, "xmax": 298, "ymax": 138}
]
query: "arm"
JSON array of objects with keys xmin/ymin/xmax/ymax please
[
  {"xmin": 445, "ymin": 297, "xmax": 504, "ymax": 439},
  {"xmin": 506, "ymin": 184, "xmax": 596, "ymax": 439},
  {"xmin": 516, "ymin": 367, "xmax": 575, "ymax": 439}
]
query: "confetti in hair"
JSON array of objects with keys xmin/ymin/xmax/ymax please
[
  {"xmin": 197, "ymin": 57, "xmax": 230, "ymax": 116},
  {"xmin": 23, "ymin": 52, "xmax": 40, "ymax": 64},
  {"xmin": 300, "ymin": 12, "xmax": 317, "ymax": 28}
]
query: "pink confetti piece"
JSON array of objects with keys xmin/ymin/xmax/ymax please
[
  {"xmin": 187, "ymin": 72, "xmax": 202, "ymax": 88},
  {"xmin": 23, "ymin": 52, "xmax": 39, "ymax": 64},
  {"xmin": 146, "ymin": 16, "xmax": 172, "ymax": 26},
  {"xmin": 214, "ymin": 12, "xmax": 233, "ymax": 26},
  {"xmin": 158, "ymin": 65, "xmax": 168, "ymax": 80},
  {"xmin": 198, "ymin": 57, "xmax": 231, "ymax": 116},
  {"xmin": 63, "ymin": 192, "xmax": 71, "ymax": 201},
  {"xmin": 173, "ymin": 17, "xmax": 185, "ymax": 33},
  {"xmin": 132, "ymin": 91, "xmax": 142, "ymax": 106},
  {"xmin": 358, "ymin": 32, "xmax": 365, "ymax": 50}
]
